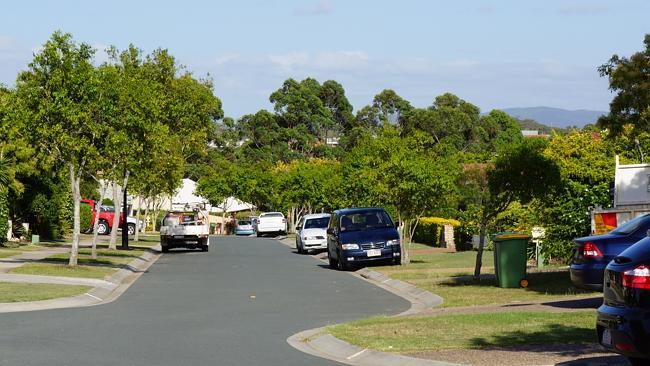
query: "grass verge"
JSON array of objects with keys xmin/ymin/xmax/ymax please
[
  {"xmin": 0, "ymin": 282, "xmax": 91, "ymax": 303},
  {"xmin": 328, "ymin": 311, "xmax": 596, "ymax": 353},
  {"xmin": 10, "ymin": 263, "xmax": 117, "ymax": 279}
]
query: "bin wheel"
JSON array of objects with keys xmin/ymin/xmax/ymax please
[{"xmin": 520, "ymin": 279, "xmax": 529, "ymax": 288}]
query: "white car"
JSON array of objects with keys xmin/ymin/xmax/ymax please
[
  {"xmin": 295, "ymin": 213, "xmax": 330, "ymax": 254},
  {"xmin": 256, "ymin": 212, "xmax": 287, "ymax": 237},
  {"xmin": 160, "ymin": 210, "xmax": 210, "ymax": 252}
]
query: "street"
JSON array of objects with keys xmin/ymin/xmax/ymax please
[{"xmin": 0, "ymin": 236, "xmax": 409, "ymax": 366}]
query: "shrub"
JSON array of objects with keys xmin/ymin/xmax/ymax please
[
  {"xmin": 79, "ymin": 202, "xmax": 93, "ymax": 233},
  {"xmin": 0, "ymin": 187, "xmax": 8, "ymax": 245}
]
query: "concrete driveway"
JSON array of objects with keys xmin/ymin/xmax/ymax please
[{"xmin": 0, "ymin": 236, "xmax": 409, "ymax": 366}]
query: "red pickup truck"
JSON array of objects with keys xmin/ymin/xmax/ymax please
[{"xmin": 81, "ymin": 199, "xmax": 141, "ymax": 235}]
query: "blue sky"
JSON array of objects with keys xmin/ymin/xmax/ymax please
[{"xmin": 1, "ymin": 0, "xmax": 648, "ymax": 118}]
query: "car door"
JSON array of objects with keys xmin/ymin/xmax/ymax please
[
  {"xmin": 327, "ymin": 214, "xmax": 339, "ymax": 260},
  {"xmin": 295, "ymin": 217, "xmax": 304, "ymax": 246}
]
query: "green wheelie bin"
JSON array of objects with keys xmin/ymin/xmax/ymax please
[{"xmin": 492, "ymin": 233, "xmax": 530, "ymax": 288}]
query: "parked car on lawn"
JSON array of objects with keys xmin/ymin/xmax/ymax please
[
  {"xmin": 597, "ymin": 237, "xmax": 650, "ymax": 365},
  {"xmin": 295, "ymin": 213, "xmax": 330, "ymax": 254},
  {"xmin": 256, "ymin": 212, "xmax": 287, "ymax": 237},
  {"xmin": 80, "ymin": 199, "xmax": 144, "ymax": 235},
  {"xmin": 234, "ymin": 220, "xmax": 256, "ymax": 236},
  {"xmin": 327, "ymin": 207, "xmax": 401, "ymax": 271},
  {"xmin": 570, "ymin": 213, "xmax": 650, "ymax": 291},
  {"xmin": 160, "ymin": 210, "xmax": 210, "ymax": 252}
]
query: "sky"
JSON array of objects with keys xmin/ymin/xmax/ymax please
[{"xmin": 0, "ymin": 0, "xmax": 648, "ymax": 118}]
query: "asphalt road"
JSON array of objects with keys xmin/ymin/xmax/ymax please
[{"xmin": 0, "ymin": 236, "xmax": 409, "ymax": 366}]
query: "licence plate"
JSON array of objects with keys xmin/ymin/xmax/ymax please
[
  {"xmin": 367, "ymin": 249, "xmax": 381, "ymax": 257},
  {"xmin": 601, "ymin": 329, "xmax": 612, "ymax": 346}
]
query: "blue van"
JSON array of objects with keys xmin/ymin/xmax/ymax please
[{"xmin": 326, "ymin": 207, "xmax": 401, "ymax": 271}]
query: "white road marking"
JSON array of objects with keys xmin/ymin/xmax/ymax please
[
  {"xmin": 347, "ymin": 349, "xmax": 367, "ymax": 360},
  {"xmin": 84, "ymin": 293, "xmax": 103, "ymax": 301}
]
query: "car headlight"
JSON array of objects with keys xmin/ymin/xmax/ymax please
[
  {"xmin": 387, "ymin": 239, "xmax": 400, "ymax": 246},
  {"xmin": 341, "ymin": 243, "xmax": 360, "ymax": 250}
]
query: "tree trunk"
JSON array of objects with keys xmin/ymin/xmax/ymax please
[
  {"xmin": 473, "ymin": 210, "xmax": 489, "ymax": 281},
  {"xmin": 221, "ymin": 203, "xmax": 226, "ymax": 235},
  {"xmin": 68, "ymin": 164, "xmax": 80, "ymax": 267},
  {"xmin": 134, "ymin": 196, "xmax": 142, "ymax": 242},
  {"xmin": 109, "ymin": 180, "xmax": 120, "ymax": 250},
  {"xmin": 398, "ymin": 213, "xmax": 410, "ymax": 265},
  {"xmin": 143, "ymin": 197, "xmax": 150, "ymax": 234},
  {"xmin": 91, "ymin": 181, "xmax": 108, "ymax": 259}
]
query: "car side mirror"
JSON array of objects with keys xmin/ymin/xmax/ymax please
[
  {"xmin": 295, "ymin": 226, "xmax": 301, "ymax": 232},
  {"xmin": 327, "ymin": 228, "xmax": 337, "ymax": 235}
]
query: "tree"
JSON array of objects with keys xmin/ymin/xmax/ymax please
[
  {"xmin": 15, "ymin": 31, "xmax": 101, "ymax": 266},
  {"xmin": 597, "ymin": 34, "xmax": 650, "ymax": 137},
  {"xmin": 343, "ymin": 126, "xmax": 458, "ymax": 264},
  {"xmin": 467, "ymin": 140, "xmax": 561, "ymax": 279},
  {"xmin": 0, "ymin": 157, "xmax": 9, "ymax": 244},
  {"xmin": 372, "ymin": 89, "xmax": 412, "ymax": 126}
]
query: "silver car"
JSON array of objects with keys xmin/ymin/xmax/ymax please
[{"xmin": 295, "ymin": 213, "xmax": 330, "ymax": 254}]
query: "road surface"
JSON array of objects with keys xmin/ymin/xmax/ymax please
[{"xmin": 0, "ymin": 236, "xmax": 409, "ymax": 366}]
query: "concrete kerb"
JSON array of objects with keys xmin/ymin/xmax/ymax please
[
  {"xmin": 0, "ymin": 247, "xmax": 161, "ymax": 313},
  {"xmin": 276, "ymin": 237, "xmax": 461, "ymax": 366}
]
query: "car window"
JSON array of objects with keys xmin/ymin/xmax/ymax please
[
  {"xmin": 101, "ymin": 205, "xmax": 115, "ymax": 213},
  {"xmin": 610, "ymin": 214, "xmax": 650, "ymax": 235},
  {"xmin": 304, "ymin": 217, "xmax": 329, "ymax": 229},
  {"xmin": 340, "ymin": 211, "xmax": 394, "ymax": 232},
  {"xmin": 238, "ymin": 220, "xmax": 251, "ymax": 225},
  {"xmin": 262, "ymin": 213, "xmax": 283, "ymax": 218}
]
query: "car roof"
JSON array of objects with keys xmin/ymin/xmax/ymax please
[
  {"xmin": 302, "ymin": 213, "xmax": 331, "ymax": 219},
  {"xmin": 334, "ymin": 207, "xmax": 387, "ymax": 215}
]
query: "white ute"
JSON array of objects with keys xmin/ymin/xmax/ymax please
[
  {"xmin": 256, "ymin": 212, "xmax": 287, "ymax": 237},
  {"xmin": 160, "ymin": 209, "xmax": 210, "ymax": 252}
]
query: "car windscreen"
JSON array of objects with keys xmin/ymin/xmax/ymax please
[
  {"xmin": 610, "ymin": 214, "xmax": 650, "ymax": 235},
  {"xmin": 304, "ymin": 217, "xmax": 329, "ymax": 229},
  {"xmin": 261, "ymin": 213, "xmax": 283, "ymax": 218},
  {"xmin": 340, "ymin": 211, "xmax": 394, "ymax": 232}
]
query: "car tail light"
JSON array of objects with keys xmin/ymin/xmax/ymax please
[
  {"xmin": 582, "ymin": 242, "xmax": 603, "ymax": 259},
  {"xmin": 622, "ymin": 265, "xmax": 650, "ymax": 290}
]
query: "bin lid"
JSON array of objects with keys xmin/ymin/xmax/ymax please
[{"xmin": 493, "ymin": 233, "xmax": 531, "ymax": 241}]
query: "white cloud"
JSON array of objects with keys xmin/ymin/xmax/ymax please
[
  {"xmin": 201, "ymin": 50, "xmax": 611, "ymax": 118},
  {"xmin": 293, "ymin": 0, "xmax": 333, "ymax": 16}
]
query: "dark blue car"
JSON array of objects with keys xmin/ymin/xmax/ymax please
[
  {"xmin": 570, "ymin": 213, "xmax": 650, "ymax": 291},
  {"xmin": 326, "ymin": 208, "xmax": 401, "ymax": 271},
  {"xmin": 597, "ymin": 237, "xmax": 650, "ymax": 365}
]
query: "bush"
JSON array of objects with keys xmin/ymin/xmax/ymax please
[{"xmin": 412, "ymin": 217, "xmax": 462, "ymax": 247}]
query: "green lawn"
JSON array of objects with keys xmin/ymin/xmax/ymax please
[
  {"xmin": 329, "ymin": 311, "xmax": 597, "ymax": 353},
  {"xmin": 372, "ymin": 249, "xmax": 595, "ymax": 307},
  {"xmin": 0, "ymin": 244, "xmax": 56, "ymax": 259},
  {"xmin": 10, "ymin": 263, "xmax": 117, "ymax": 279},
  {"xmin": 46, "ymin": 248, "xmax": 145, "ymax": 265},
  {"xmin": 0, "ymin": 282, "xmax": 91, "ymax": 303}
]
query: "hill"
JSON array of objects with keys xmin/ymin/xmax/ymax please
[{"xmin": 500, "ymin": 107, "xmax": 606, "ymax": 128}]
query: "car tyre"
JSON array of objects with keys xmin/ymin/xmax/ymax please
[
  {"xmin": 296, "ymin": 241, "xmax": 305, "ymax": 254},
  {"xmin": 97, "ymin": 220, "xmax": 110, "ymax": 235},
  {"xmin": 127, "ymin": 223, "xmax": 136, "ymax": 235},
  {"xmin": 328, "ymin": 254, "xmax": 337, "ymax": 269},
  {"xmin": 337, "ymin": 251, "xmax": 349, "ymax": 271},
  {"xmin": 161, "ymin": 245, "xmax": 169, "ymax": 253},
  {"xmin": 201, "ymin": 245, "xmax": 209, "ymax": 252},
  {"xmin": 393, "ymin": 257, "xmax": 401, "ymax": 266},
  {"xmin": 256, "ymin": 232, "xmax": 262, "ymax": 237}
]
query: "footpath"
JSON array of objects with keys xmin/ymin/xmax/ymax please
[
  {"xmin": 277, "ymin": 238, "xmax": 629, "ymax": 366},
  {"xmin": 0, "ymin": 240, "xmax": 160, "ymax": 313}
]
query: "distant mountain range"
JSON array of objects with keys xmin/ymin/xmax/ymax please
[{"xmin": 500, "ymin": 107, "xmax": 607, "ymax": 129}]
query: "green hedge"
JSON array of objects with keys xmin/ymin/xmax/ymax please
[{"xmin": 80, "ymin": 202, "xmax": 93, "ymax": 233}]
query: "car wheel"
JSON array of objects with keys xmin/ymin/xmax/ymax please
[
  {"xmin": 201, "ymin": 244, "xmax": 209, "ymax": 252},
  {"xmin": 393, "ymin": 257, "xmax": 401, "ymax": 266},
  {"xmin": 161, "ymin": 244, "xmax": 169, "ymax": 253},
  {"xmin": 256, "ymin": 232, "xmax": 261, "ymax": 237},
  {"xmin": 297, "ymin": 241, "xmax": 304, "ymax": 254},
  {"xmin": 336, "ymin": 251, "xmax": 349, "ymax": 271},
  {"xmin": 328, "ymin": 253, "xmax": 337, "ymax": 269},
  {"xmin": 127, "ymin": 223, "xmax": 136, "ymax": 235},
  {"xmin": 97, "ymin": 221, "xmax": 109, "ymax": 235}
]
